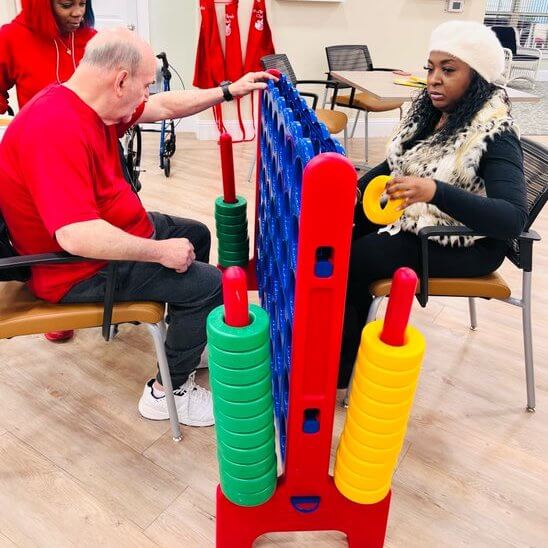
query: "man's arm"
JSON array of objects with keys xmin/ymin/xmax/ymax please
[
  {"xmin": 138, "ymin": 71, "xmax": 277, "ymax": 123},
  {"xmin": 56, "ymin": 219, "xmax": 195, "ymax": 273}
]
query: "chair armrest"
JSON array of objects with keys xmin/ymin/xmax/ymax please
[
  {"xmin": 417, "ymin": 226, "xmax": 480, "ymax": 306},
  {"xmin": 0, "ymin": 252, "xmax": 86, "ymax": 270},
  {"xmin": 508, "ymin": 230, "xmax": 541, "ymax": 272},
  {"xmin": 516, "ymin": 46, "xmax": 542, "ymax": 59},
  {"xmin": 0, "ymin": 252, "xmax": 118, "ymax": 343},
  {"xmin": 371, "ymin": 67, "xmax": 399, "ymax": 72},
  {"xmin": 299, "ymin": 91, "xmax": 319, "ymax": 110}
]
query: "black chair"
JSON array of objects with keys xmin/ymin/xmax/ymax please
[
  {"xmin": 260, "ymin": 53, "xmax": 348, "ymax": 147},
  {"xmin": 353, "ymin": 138, "xmax": 548, "ymax": 412},
  {"xmin": 0, "ymin": 214, "xmax": 182, "ymax": 440},
  {"xmin": 325, "ymin": 45, "xmax": 404, "ymax": 164},
  {"xmin": 491, "ymin": 26, "xmax": 541, "ymax": 88}
]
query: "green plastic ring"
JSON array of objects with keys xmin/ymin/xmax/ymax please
[
  {"xmin": 215, "ymin": 402, "xmax": 274, "ymax": 434},
  {"xmin": 218, "ymin": 239, "xmax": 250, "ymax": 253},
  {"xmin": 209, "ymin": 357, "xmax": 271, "ymax": 386},
  {"xmin": 211, "ymin": 374, "xmax": 272, "ymax": 403},
  {"xmin": 208, "ymin": 342, "xmax": 270, "ymax": 369},
  {"xmin": 213, "ymin": 389, "xmax": 274, "ymax": 419},
  {"xmin": 217, "ymin": 232, "xmax": 251, "ymax": 244},
  {"xmin": 215, "ymin": 211, "xmax": 248, "ymax": 226},
  {"xmin": 216, "ymin": 222, "xmax": 248, "ymax": 236},
  {"xmin": 215, "ymin": 195, "xmax": 247, "ymax": 215},
  {"xmin": 207, "ymin": 304, "xmax": 269, "ymax": 352},
  {"xmin": 219, "ymin": 451, "xmax": 276, "ymax": 480},
  {"xmin": 220, "ymin": 462, "xmax": 277, "ymax": 494},
  {"xmin": 218, "ymin": 437, "xmax": 274, "ymax": 464},
  {"xmin": 220, "ymin": 480, "xmax": 276, "ymax": 507},
  {"xmin": 215, "ymin": 420, "xmax": 275, "ymax": 449}
]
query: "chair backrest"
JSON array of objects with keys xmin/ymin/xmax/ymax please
[
  {"xmin": 325, "ymin": 45, "xmax": 373, "ymax": 72},
  {"xmin": 260, "ymin": 54, "xmax": 298, "ymax": 85},
  {"xmin": 507, "ymin": 137, "xmax": 548, "ymax": 266},
  {"xmin": 521, "ymin": 138, "xmax": 548, "ymax": 229},
  {"xmin": 492, "ymin": 26, "xmax": 518, "ymax": 54}
]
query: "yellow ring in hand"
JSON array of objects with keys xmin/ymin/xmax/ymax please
[{"xmin": 363, "ymin": 175, "xmax": 404, "ymax": 225}]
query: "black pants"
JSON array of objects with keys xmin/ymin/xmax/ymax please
[
  {"xmin": 61, "ymin": 212, "xmax": 223, "ymax": 387},
  {"xmin": 339, "ymin": 204, "xmax": 507, "ymax": 388}
]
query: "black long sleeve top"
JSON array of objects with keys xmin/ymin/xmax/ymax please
[{"xmin": 358, "ymin": 131, "xmax": 528, "ymax": 240}]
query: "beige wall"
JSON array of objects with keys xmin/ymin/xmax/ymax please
[
  {"xmin": 166, "ymin": 0, "xmax": 488, "ymax": 130},
  {"xmin": 269, "ymin": 0, "xmax": 488, "ymax": 78},
  {"xmin": 148, "ymin": 1, "xmax": 197, "ymax": 92}
]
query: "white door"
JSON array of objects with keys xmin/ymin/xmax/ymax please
[{"xmin": 93, "ymin": 0, "xmax": 149, "ymax": 41}]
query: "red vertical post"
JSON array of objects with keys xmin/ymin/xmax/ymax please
[
  {"xmin": 220, "ymin": 132, "xmax": 236, "ymax": 203},
  {"xmin": 222, "ymin": 266, "xmax": 250, "ymax": 327},
  {"xmin": 381, "ymin": 267, "xmax": 418, "ymax": 347}
]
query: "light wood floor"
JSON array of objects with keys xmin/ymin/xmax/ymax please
[{"xmin": 0, "ymin": 134, "xmax": 546, "ymax": 547}]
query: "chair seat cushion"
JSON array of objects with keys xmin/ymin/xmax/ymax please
[
  {"xmin": 0, "ymin": 282, "xmax": 165, "ymax": 339},
  {"xmin": 336, "ymin": 91, "xmax": 403, "ymax": 112},
  {"xmin": 369, "ymin": 272, "xmax": 511, "ymax": 300},
  {"xmin": 316, "ymin": 109, "xmax": 348, "ymax": 134}
]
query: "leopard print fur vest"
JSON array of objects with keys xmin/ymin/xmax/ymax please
[{"xmin": 385, "ymin": 89, "xmax": 517, "ymax": 247}]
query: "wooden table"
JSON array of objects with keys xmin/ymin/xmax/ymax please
[{"xmin": 330, "ymin": 70, "xmax": 541, "ymax": 103}]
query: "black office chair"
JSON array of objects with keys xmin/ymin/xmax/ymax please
[
  {"xmin": 261, "ymin": 53, "xmax": 348, "ymax": 146},
  {"xmin": 325, "ymin": 45, "xmax": 404, "ymax": 164},
  {"xmin": 491, "ymin": 26, "xmax": 541, "ymax": 88}
]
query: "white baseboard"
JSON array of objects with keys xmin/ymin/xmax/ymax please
[
  {"xmin": 194, "ymin": 117, "xmax": 400, "ymax": 141},
  {"xmin": 537, "ymin": 70, "xmax": 548, "ymax": 81}
]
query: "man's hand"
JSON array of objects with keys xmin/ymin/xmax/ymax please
[
  {"xmin": 229, "ymin": 72, "xmax": 278, "ymax": 99},
  {"xmin": 157, "ymin": 238, "xmax": 196, "ymax": 273},
  {"xmin": 385, "ymin": 176, "xmax": 437, "ymax": 210}
]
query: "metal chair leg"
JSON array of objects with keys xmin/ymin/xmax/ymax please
[
  {"xmin": 246, "ymin": 154, "xmax": 256, "ymax": 183},
  {"xmin": 364, "ymin": 110, "xmax": 369, "ymax": 164},
  {"xmin": 321, "ymin": 87, "xmax": 329, "ymax": 109},
  {"xmin": 343, "ymin": 296, "xmax": 385, "ymax": 407},
  {"xmin": 522, "ymin": 271, "xmax": 536, "ymax": 412},
  {"xmin": 146, "ymin": 321, "xmax": 182, "ymax": 441},
  {"xmin": 350, "ymin": 110, "xmax": 360, "ymax": 139},
  {"xmin": 468, "ymin": 297, "xmax": 477, "ymax": 330},
  {"xmin": 343, "ymin": 126, "xmax": 348, "ymax": 152}
]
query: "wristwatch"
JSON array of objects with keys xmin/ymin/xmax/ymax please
[{"xmin": 219, "ymin": 80, "xmax": 234, "ymax": 102}]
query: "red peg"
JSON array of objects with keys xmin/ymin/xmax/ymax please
[
  {"xmin": 219, "ymin": 132, "xmax": 236, "ymax": 204},
  {"xmin": 222, "ymin": 266, "xmax": 250, "ymax": 327},
  {"xmin": 380, "ymin": 267, "xmax": 418, "ymax": 347}
]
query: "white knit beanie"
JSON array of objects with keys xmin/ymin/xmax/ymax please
[{"xmin": 428, "ymin": 21, "xmax": 505, "ymax": 84}]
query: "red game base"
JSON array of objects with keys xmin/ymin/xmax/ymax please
[{"xmin": 216, "ymin": 476, "xmax": 391, "ymax": 547}]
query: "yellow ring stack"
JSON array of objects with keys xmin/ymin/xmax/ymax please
[{"xmin": 334, "ymin": 319, "xmax": 425, "ymax": 504}]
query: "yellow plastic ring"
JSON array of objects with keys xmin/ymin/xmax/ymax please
[
  {"xmin": 334, "ymin": 471, "xmax": 391, "ymax": 505},
  {"xmin": 362, "ymin": 175, "xmax": 403, "ymax": 225}
]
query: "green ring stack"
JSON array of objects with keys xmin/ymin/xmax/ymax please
[
  {"xmin": 206, "ymin": 303, "xmax": 277, "ymax": 506},
  {"xmin": 215, "ymin": 195, "xmax": 250, "ymax": 267}
]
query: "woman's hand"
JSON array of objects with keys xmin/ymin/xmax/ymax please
[{"xmin": 385, "ymin": 176, "xmax": 437, "ymax": 210}]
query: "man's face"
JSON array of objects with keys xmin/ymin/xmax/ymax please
[{"xmin": 118, "ymin": 55, "xmax": 156, "ymax": 123}]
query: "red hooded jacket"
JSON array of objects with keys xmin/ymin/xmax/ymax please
[{"xmin": 0, "ymin": 0, "xmax": 96, "ymax": 113}]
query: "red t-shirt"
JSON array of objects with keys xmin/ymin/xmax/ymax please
[{"xmin": 0, "ymin": 84, "xmax": 152, "ymax": 302}]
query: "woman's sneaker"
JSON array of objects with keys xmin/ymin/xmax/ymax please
[{"xmin": 138, "ymin": 372, "xmax": 214, "ymax": 427}]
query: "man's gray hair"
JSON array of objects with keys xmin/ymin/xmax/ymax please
[{"xmin": 82, "ymin": 39, "xmax": 142, "ymax": 75}]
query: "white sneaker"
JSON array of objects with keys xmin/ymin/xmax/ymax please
[{"xmin": 138, "ymin": 372, "xmax": 215, "ymax": 427}]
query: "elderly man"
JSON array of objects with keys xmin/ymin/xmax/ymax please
[{"xmin": 0, "ymin": 29, "xmax": 275, "ymax": 426}]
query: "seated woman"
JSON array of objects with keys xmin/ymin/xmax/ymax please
[{"xmin": 339, "ymin": 21, "xmax": 528, "ymax": 388}]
